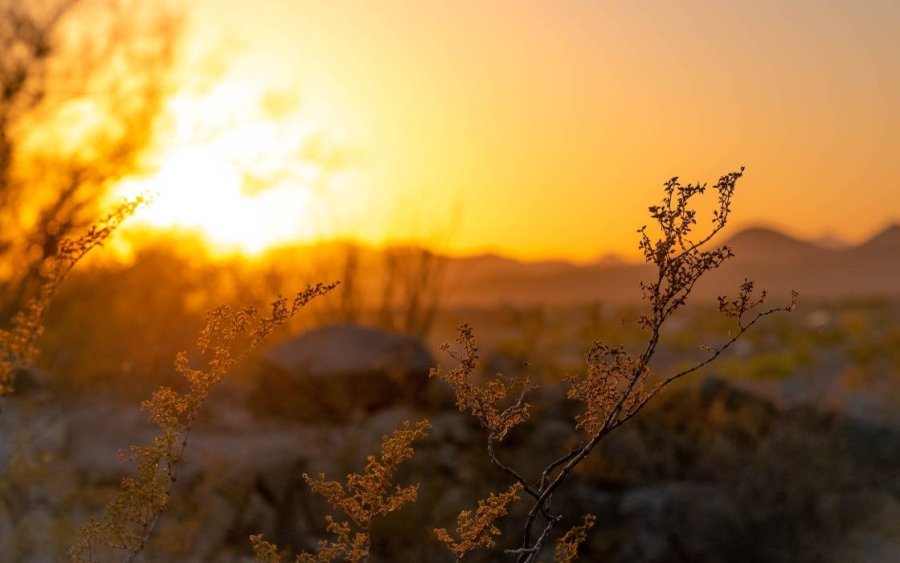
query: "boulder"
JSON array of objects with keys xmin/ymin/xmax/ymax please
[
  {"xmin": 615, "ymin": 482, "xmax": 750, "ymax": 563},
  {"xmin": 253, "ymin": 324, "xmax": 434, "ymax": 421}
]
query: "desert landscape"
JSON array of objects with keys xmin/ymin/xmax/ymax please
[{"xmin": 1, "ymin": 1, "xmax": 898, "ymax": 562}]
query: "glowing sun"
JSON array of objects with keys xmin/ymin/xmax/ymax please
[{"xmin": 114, "ymin": 80, "xmax": 338, "ymax": 255}]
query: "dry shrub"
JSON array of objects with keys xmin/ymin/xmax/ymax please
[
  {"xmin": 434, "ymin": 483, "xmax": 523, "ymax": 560},
  {"xmin": 70, "ymin": 283, "xmax": 337, "ymax": 562},
  {"xmin": 431, "ymin": 170, "xmax": 795, "ymax": 561},
  {"xmin": 252, "ymin": 420, "xmax": 430, "ymax": 563},
  {"xmin": 0, "ymin": 196, "xmax": 147, "ymax": 397}
]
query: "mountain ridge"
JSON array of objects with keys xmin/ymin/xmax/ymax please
[{"xmin": 438, "ymin": 224, "xmax": 900, "ymax": 307}]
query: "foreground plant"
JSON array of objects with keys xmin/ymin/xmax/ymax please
[
  {"xmin": 552, "ymin": 515, "xmax": 596, "ymax": 563},
  {"xmin": 0, "ymin": 196, "xmax": 148, "ymax": 397},
  {"xmin": 434, "ymin": 483, "xmax": 523, "ymax": 560},
  {"xmin": 251, "ymin": 419, "xmax": 430, "ymax": 563},
  {"xmin": 431, "ymin": 168, "xmax": 796, "ymax": 561},
  {"xmin": 70, "ymin": 282, "xmax": 337, "ymax": 563}
]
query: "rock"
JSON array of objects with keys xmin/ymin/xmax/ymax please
[
  {"xmin": 615, "ymin": 482, "xmax": 750, "ymax": 563},
  {"xmin": 253, "ymin": 324, "xmax": 434, "ymax": 421},
  {"xmin": 825, "ymin": 491, "xmax": 900, "ymax": 563}
]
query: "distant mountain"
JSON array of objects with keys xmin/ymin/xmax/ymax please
[
  {"xmin": 592, "ymin": 253, "xmax": 629, "ymax": 267},
  {"xmin": 853, "ymin": 224, "xmax": 900, "ymax": 255},
  {"xmin": 724, "ymin": 227, "xmax": 829, "ymax": 264},
  {"xmin": 812, "ymin": 233, "xmax": 850, "ymax": 250},
  {"xmin": 439, "ymin": 225, "xmax": 900, "ymax": 307},
  {"xmin": 443, "ymin": 253, "xmax": 576, "ymax": 283},
  {"xmin": 698, "ymin": 225, "xmax": 900, "ymax": 301}
]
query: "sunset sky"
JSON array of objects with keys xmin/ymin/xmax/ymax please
[{"xmin": 116, "ymin": 1, "xmax": 900, "ymax": 261}]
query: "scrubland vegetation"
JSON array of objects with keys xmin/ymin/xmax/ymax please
[
  {"xmin": 2, "ymin": 197, "xmax": 900, "ymax": 561},
  {"xmin": 11, "ymin": 165, "xmax": 893, "ymax": 563},
  {"xmin": 2, "ymin": 2, "xmax": 900, "ymax": 562}
]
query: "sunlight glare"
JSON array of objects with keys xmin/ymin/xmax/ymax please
[{"xmin": 114, "ymin": 79, "xmax": 333, "ymax": 256}]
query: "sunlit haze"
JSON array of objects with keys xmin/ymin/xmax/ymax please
[
  {"xmin": 113, "ymin": 0, "xmax": 900, "ymax": 260},
  {"xmin": 115, "ymin": 82, "xmax": 326, "ymax": 254}
]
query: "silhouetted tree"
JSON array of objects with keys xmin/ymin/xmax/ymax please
[{"xmin": 0, "ymin": 0, "xmax": 181, "ymax": 320}]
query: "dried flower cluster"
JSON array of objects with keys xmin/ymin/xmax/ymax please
[
  {"xmin": 434, "ymin": 483, "xmax": 523, "ymax": 560},
  {"xmin": 636, "ymin": 170, "xmax": 742, "ymax": 332},
  {"xmin": 553, "ymin": 515, "xmax": 595, "ymax": 563},
  {"xmin": 429, "ymin": 324, "xmax": 532, "ymax": 442},
  {"xmin": 302, "ymin": 419, "xmax": 430, "ymax": 561},
  {"xmin": 70, "ymin": 283, "xmax": 336, "ymax": 563},
  {"xmin": 250, "ymin": 420, "xmax": 431, "ymax": 563},
  {"xmin": 252, "ymin": 419, "xmax": 430, "ymax": 563},
  {"xmin": 567, "ymin": 342, "xmax": 647, "ymax": 435},
  {"xmin": 249, "ymin": 534, "xmax": 285, "ymax": 563},
  {"xmin": 0, "ymin": 196, "xmax": 147, "ymax": 397}
]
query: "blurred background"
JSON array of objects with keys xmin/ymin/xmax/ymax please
[{"xmin": 1, "ymin": 1, "xmax": 898, "ymax": 561}]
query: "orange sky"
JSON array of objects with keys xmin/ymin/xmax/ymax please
[{"xmin": 117, "ymin": 1, "xmax": 900, "ymax": 261}]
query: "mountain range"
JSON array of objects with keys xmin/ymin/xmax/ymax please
[{"xmin": 439, "ymin": 225, "xmax": 900, "ymax": 307}]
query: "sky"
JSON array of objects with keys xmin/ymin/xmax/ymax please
[{"xmin": 116, "ymin": 1, "xmax": 900, "ymax": 261}]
